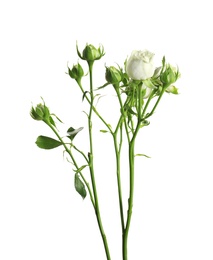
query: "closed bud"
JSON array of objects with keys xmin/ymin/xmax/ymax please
[
  {"xmin": 77, "ymin": 43, "xmax": 105, "ymax": 62},
  {"xmin": 30, "ymin": 102, "xmax": 50, "ymax": 123},
  {"xmin": 160, "ymin": 64, "xmax": 180, "ymax": 86},
  {"xmin": 105, "ymin": 66, "xmax": 122, "ymax": 84},
  {"xmin": 68, "ymin": 63, "xmax": 84, "ymax": 82}
]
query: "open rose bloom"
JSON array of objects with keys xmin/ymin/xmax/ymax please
[{"xmin": 126, "ymin": 50, "xmax": 155, "ymax": 80}]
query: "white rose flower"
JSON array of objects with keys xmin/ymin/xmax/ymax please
[{"xmin": 126, "ymin": 50, "xmax": 155, "ymax": 80}]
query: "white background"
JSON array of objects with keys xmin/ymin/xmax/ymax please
[{"xmin": 1, "ymin": 0, "xmax": 213, "ymax": 259}]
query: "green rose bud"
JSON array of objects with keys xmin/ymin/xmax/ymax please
[
  {"xmin": 105, "ymin": 66, "xmax": 122, "ymax": 84},
  {"xmin": 30, "ymin": 102, "xmax": 50, "ymax": 123},
  {"xmin": 68, "ymin": 63, "xmax": 84, "ymax": 83},
  {"xmin": 77, "ymin": 43, "xmax": 104, "ymax": 62},
  {"xmin": 160, "ymin": 64, "xmax": 180, "ymax": 86}
]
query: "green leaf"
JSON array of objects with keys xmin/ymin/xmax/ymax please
[
  {"xmin": 35, "ymin": 136, "xmax": 62, "ymax": 149},
  {"xmin": 74, "ymin": 173, "xmax": 87, "ymax": 199},
  {"xmin": 135, "ymin": 153, "xmax": 151, "ymax": 158},
  {"xmin": 100, "ymin": 130, "xmax": 108, "ymax": 133},
  {"xmin": 67, "ymin": 127, "xmax": 83, "ymax": 141}
]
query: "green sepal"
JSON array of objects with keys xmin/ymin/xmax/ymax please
[
  {"xmin": 49, "ymin": 116, "xmax": 56, "ymax": 127},
  {"xmin": 76, "ymin": 42, "xmax": 83, "ymax": 59},
  {"xmin": 74, "ymin": 173, "xmax": 87, "ymax": 199},
  {"xmin": 51, "ymin": 113, "xmax": 63, "ymax": 123},
  {"xmin": 35, "ymin": 136, "xmax": 62, "ymax": 149},
  {"xmin": 162, "ymin": 56, "xmax": 166, "ymax": 68}
]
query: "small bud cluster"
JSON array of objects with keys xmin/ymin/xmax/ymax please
[
  {"xmin": 66, "ymin": 42, "xmax": 180, "ymax": 118},
  {"xmin": 67, "ymin": 43, "xmax": 105, "ymax": 85}
]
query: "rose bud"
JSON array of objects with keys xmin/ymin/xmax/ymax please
[
  {"xmin": 68, "ymin": 63, "xmax": 84, "ymax": 83},
  {"xmin": 30, "ymin": 102, "xmax": 50, "ymax": 123},
  {"xmin": 105, "ymin": 66, "xmax": 122, "ymax": 84},
  {"xmin": 160, "ymin": 64, "xmax": 180, "ymax": 86},
  {"xmin": 77, "ymin": 43, "xmax": 105, "ymax": 62}
]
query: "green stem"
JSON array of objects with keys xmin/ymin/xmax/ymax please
[
  {"xmin": 122, "ymin": 85, "xmax": 142, "ymax": 260},
  {"xmin": 87, "ymin": 62, "xmax": 111, "ymax": 260},
  {"xmin": 78, "ymin": 79, "xmax": 127, "ymax": 240},
  {"xmin": 141, "ymin": 88, "xmax": 156, "ymax": 119},
  {"xmin": 114, "ymin": 86, "xmax": 130, "ymax": 143},
  {"xmin": 113, "ymin": 121, "xmax": 125, "ymax": 233},
  {"xmin": 122, "ymin": 126, "xmax": 139, "ymax": 260},
  {"xmin": 113, "ymin": 87, "xmax": 134, "ymax": 241},
  {"xmin": 119, "ymin": 121, "xmax": 123, "ymax": 154}
]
